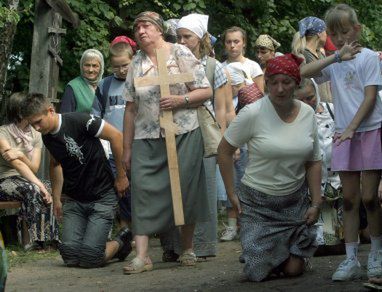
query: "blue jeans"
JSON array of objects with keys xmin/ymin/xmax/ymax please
[
  {"xmin": 109, "ymin": 156, "xmax": 131, "ymax": 221},
  {"xmin": 59, "ymin": 189, "xmax": 117, "ymax": 268}
]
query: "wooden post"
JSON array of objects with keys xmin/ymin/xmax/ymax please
[{"xmin": 134, "ymin": 48, "xmax": 194, "ymax": 226}]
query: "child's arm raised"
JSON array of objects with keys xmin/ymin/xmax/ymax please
[{"xmin": 300, "ymin": 41, "xmax": 362, "ymax": 78}]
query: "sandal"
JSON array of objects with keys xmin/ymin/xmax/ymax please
[
  {"xmin": 179, "ymin": 251, "xmax": 197, "ymax": 266},
  {"xmin": 123, "ymin": 257, "xmax": 153, "ymax": 274}
]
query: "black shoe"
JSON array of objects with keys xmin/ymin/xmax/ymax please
[
  {"xmin": 239, "ymin": 254, "xmax": 245, "ymax": 263},
  {"xmin": 162, "ymin": 250, "xmax": 179, "ymax": 262},
  {"xmin": 114, "ymin": 227, "xmax": 133, "ymax": 261}
]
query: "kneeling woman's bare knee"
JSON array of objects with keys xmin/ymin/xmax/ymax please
[{"xmin": 282, "ymin": 255, "xmax": 304, "ymax": 277}]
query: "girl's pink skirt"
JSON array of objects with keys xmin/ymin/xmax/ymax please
[{"xmin": 331, "ymin": 128, "xmax": 382, "ymax": 171}]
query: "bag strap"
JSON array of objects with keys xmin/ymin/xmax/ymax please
[
  {"xmin": 205, "ymin": 57, "xmax": 217, "ymax": 106},
  {"xmin": 325, "ymin": 102, "xmax": 335, "ymax": 121},
  {"xmin": 98, "ymin": 75, "xmax": 114, "ymax": 117}
]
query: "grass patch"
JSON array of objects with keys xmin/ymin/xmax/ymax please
[{"xmin": 5, "ymin": 245, "xmax": 59, "ymax": 269}]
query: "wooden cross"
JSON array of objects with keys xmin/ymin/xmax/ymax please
[{"xmin": 134, "ymin": 48, "xmax": 194, "ymax": 226}]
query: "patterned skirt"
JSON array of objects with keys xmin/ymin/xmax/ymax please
[
  {"xmin": 238, "ymin": 183, "xmax": 318, "ymax": 282},
  {"xmin": 0, "ymin": 176, "xmax": 59, "ymax": 244}
]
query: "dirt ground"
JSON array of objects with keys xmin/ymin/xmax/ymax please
[{"xmin": 5, "ymin": 239, "xmax": 376, "ymax": 292}]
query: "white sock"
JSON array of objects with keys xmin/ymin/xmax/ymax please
[
  {"xmin": 370, "ymin": 235, "xmax": 382, "ymax": 252},
  {"xmin": 345, "ymin": 242, "xmax": 359, "ymax": 259},
  {"xmin": 227, "ymin": 218, "xmax": 237, "ymax": 229}
]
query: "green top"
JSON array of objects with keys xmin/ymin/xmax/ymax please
[{"xmin": 68, "ymin": 76, "xmax": 95, "ymax": 113}]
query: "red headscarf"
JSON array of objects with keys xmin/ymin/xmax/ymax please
[
  {"xmin": 110, "ymin": 36, "xmax": 137, "ymax": 53},
  {"xmin": 265, "ymin": 53, "xmax": 304, "ymax": 84},
  {"xmin": 324, "ymin": 36, "xmax": 337, "ymax": 54}
]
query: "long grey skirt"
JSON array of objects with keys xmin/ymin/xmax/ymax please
[
  {"xmin": 238, "ymin": 183, "xmax": 318, "ymax": 282},
  {"xmin": 131, "ymin": 128, "xmax": 209, "ymax": 235}
]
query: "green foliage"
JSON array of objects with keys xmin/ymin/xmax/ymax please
[
  {"xmin": 0, "ymin": 6, "xmax": 20, "ymax": 28},
  {"xmin": 4, "ymin": 0, "xmax": 382, "ymax": 96}
]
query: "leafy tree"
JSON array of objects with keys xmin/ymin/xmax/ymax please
[{"xmin": 1, "ymin": 0, "xmax": 382, "ymax": 112}]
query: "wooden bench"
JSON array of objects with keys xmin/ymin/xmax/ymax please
[{"xmin": 0, "ymin": 201, "xmax": 22, "ymax": 210}]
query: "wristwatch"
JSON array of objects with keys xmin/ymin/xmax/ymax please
[{"xmin": 184, "ymin": 95, "xmax": 190, "ymax": 107}]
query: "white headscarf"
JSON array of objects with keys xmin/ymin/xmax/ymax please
[
  {"xmin": 226, "ymin": 62, "xmax": 253, "ymax": 86},
  {"xmin": 177, "ymin": 13, "xmax": 209, "ymax": 39}
]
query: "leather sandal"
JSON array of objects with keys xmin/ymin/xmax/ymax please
[
  {"xmin": 179, "ymin": 251, "xmax": 197, "ymax": 266},
  {"xmin": 123, "ymin": 257, "xmax": 153, "ymax": 274}
]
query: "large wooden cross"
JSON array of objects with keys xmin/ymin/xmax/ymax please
[{"xmin": 134, "ymin": 48, "xmax": 194, "ymax": 226}]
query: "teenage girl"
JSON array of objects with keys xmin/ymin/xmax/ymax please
[{"xmin": 301, "ymin": 3, "xmax": 382, "ymax": 282}]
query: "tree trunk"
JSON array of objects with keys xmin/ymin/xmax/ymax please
[{"xmin": 0, "ymin": 0, "xmax": 20, "ymax": 125}]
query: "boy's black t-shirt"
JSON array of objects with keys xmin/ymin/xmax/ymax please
[{"xmin": 43, "ymin": 112, "xmax": 114, "ymax": 202}]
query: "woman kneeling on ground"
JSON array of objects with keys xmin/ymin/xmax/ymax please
[{"xmin": 218, "ymin": 54, "xmax": 322, "ymax": 281}]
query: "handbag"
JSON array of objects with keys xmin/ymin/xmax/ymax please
[{"xmin": 197, "ymin": 105, "xmax": 222, "ymax": 158}]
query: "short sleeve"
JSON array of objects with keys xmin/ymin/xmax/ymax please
[
  {"xmin": 361, "ymin": 51, "xmax": 382, "ymax": 87},
  {"xmin": 224, "ymin": 103, "xmax": 258, "ymax": 148},
  {"xmin": 213, "ymin": 61, "xmax": 228, "ymax": 89},
  {"xmin": 249, "ymin": 60, "xmax": 263, "ymax": 79},
  {"xmin": 123, "ymin": 63, "xmax": 136, "ymax": 103},
  {"xmin": 33, "ymin": 130, "xmax": 43, "ymax": 148},
  {"xmin": 174, "ymin": 44, "xmax": 211, "ymax": 90},
  {"xmin": 311, "ymin": 115, "xmax": 322, "ymax": 161},
  {"xmin": 76, "ymin": 113, "xmax": 104, "ymax": 138}
]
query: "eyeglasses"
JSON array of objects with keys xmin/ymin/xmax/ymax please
[
  {"xmin": 112, "ymin": 63, "xmax": 130, "ymax": 71},
  {"xmin": 304, "ymin": 94, "xmax": 316, "ymax": 101}
]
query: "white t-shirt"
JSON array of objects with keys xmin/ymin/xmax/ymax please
[
  {"xmin": 222, "ymin": 58, "xmax": 263, "ymax": 109},
  {"xmin": 224, "ymin": 96, "xmax": 321, "ymax": 196},
  {"xmin": 314, "ymin": 48, "xmax": 382, "ymax": 133}
]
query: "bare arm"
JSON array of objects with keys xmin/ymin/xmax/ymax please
[
  {"xmin": 253, "ymin": 75, "xmax": 264, "ymax": 93},
  {"xmin": 304, "ymin": 160, "xmax": 322, "ymax": 225},
  {"xmin": 49, "ymin": 154, "xmax": 63, "ymax": 220},
  {"xmin": 0, "ymin": 139, "xmax": 51, "ymax": 203},
  {"xmin": 217, "ymin": 137, "xmax": 241, "ymax": 213},
  {"xmin": 224, "ymin": 70, "xmax": 236, "ymax": 125},
  {"xmin": 2, "ymin": 147, "xmax": 41, "ymax": 174},
  {"xmin": 214, "ymin": 83, "xmax": 228, "ymax": 133},
  {"xmin": 301, "ymin": 42, "xmax": 362, "ymax": 78},
  {"xmin": 98, "ymin": 121, "xmax": 129, "ymax": 197},
  {"xmin": 122, "ymin": 102, "xmax": 136, "ymax": 172}
]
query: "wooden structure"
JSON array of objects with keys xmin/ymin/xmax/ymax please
[
  {"xmin": 28, "ymin": 0, "xmax": 78, "ymax": 180},
  {"xmin": 134, "ymin": 48, "xmax": 194, "ymax": 226}
]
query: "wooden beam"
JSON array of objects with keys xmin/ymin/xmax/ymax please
[{"xmin": 44, "ymin": 0, "xmax": 79, "ymax": 28}]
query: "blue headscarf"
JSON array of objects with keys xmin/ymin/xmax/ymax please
[{"xmin": 298, "ymin": 17, "xmax": 326, "ymax": 37}]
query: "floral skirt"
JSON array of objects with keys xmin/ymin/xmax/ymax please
[
  {"xmin": 238, "ymin": 183, "xmax": 318, "ymax": 282},
  {"xmin": 0, "ymin": 176, "xmax": 59, "ymax": 244}
]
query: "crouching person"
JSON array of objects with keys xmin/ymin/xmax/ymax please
[{"xmin": 21, "ymin": 93, "xmax": 132, "ymax": 268}]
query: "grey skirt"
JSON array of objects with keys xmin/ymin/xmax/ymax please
[
  {"xmin": 238, "ymin": 183, "xmax": 318, "ymax": 282},
  {"xmin": 131, "ymin": 128, "xmax": 209, "ymax": 235}
]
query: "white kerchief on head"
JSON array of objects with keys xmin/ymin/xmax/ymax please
[{"xmin": 177, "ymin": 13, "xmax": 209, "ymax": 39}]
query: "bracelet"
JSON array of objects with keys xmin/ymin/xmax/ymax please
[
  {"xmin": 334, "ymin": 50, "xmax": 342, "ymax": 63},
  {"xmin": 184, "ymin": 95, "xmax": 190, "ymax": 108}
]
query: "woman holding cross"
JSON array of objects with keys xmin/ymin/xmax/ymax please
[{"xmin": 122, "ymin": 11, "xmax": 212, "ymax": 274}]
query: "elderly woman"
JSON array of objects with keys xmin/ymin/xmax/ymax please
[
  {"xmin": 218, "ymin": 54, "xmax": 322, "ymax": 281},
  {"xmin": 60, "ymin": 49, "xmax": 104, "ymax": 113},
  {"xmin": 0, "ymin": 93, "xmax": 59, "ymax": 250},
  {"xmin": 122, "ymin": 11, "xmax": 212, "ymax": 274},
  {"xmin": 254, "ymin": 34, "xmax": 281, "ymax": 71}
]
